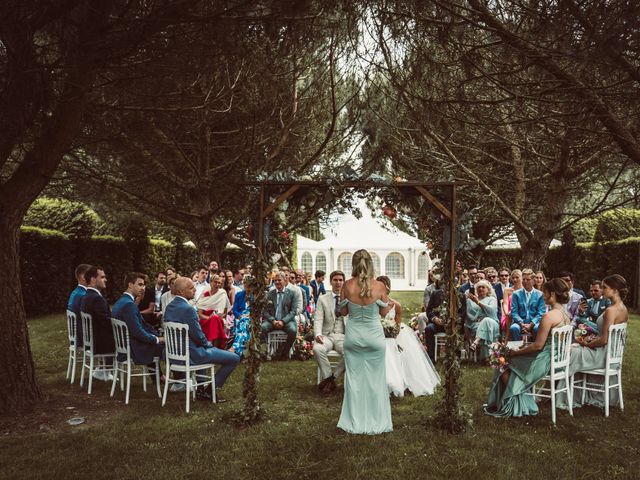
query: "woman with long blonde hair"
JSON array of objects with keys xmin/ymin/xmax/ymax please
[{"xmin": 336, "ymin": 249, "xmax": 393, "ymax": 434}]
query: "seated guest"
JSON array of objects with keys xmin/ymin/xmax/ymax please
[
  {"xmin": 153, "ymin": 272, "xmax": 169, "ymax": 319},
  {"xmin": 287, "ymin": 271, "xmax": 305, "ymax": 320},
  {"xmin": 166, "ymin": 266, "xmax": 176, "ymax": 277},
  {"xmin": 484, "ymin": 278, "xmax": 571, "ymax": 417},
  {"xmin": 221, "ymin": 271, "xmax": 236, "ymax": 306},
  {"xmin": 296, "ymin": 269, "xmax": 312, "ymax": 321},
  {"xmin": 313, "ymin": 270, "xmax": 346, "ymax": 393},
  {"xmin": 533, "ymin": 271, "xmax": 546, "ymax": 291},
  {"xmin": 494, "ymin": 268, "xmax": 511, "ymax": 318},
  {"xmin": 136, "ymin": 276, "xmax": 158, "ymax": 328},
  {"xmin": 310, "ymin": 270, "xmax": 326, "ymax": 304},
  {"xmin": 261, "ymin": 271, "xmax": 301, "ymax": 360},
  {"xmin": 164, "ymin": 277, "xmax": 240, "ymax": 402},
  {"xmin": 232, "ymin": 268, "xmax": 245, "ymax": 291},
  {"xmin": 422, "ymin": 277, "xmax": 445, "ymax": 363},
  {"xmin": 195, "ymin": 274, "xmax": 230, "ymax": 348},
  {"xmin": 501, "ymin": 269, "xmax": 522, "ymax": 334},
  {"xmin": 422, "ymin": 270, "xmax": 437, "ymax": 314},
  {"xmin": 228, "ymin": 276, "xmax": 254, "ymax": 356},
  {"xmin": 67, "ymin": 263, "xmax": 92, "ymax": 347},
  {"xmin": 485, "ymin": 267, "xmax": 498, "ymax": 288},
  {"xmin": 509, "ymin": 269, "xmax": 545, "ymax": 341},
  {"xmin": 160, "ymin": 275, "xmax": 178, "ymax": 315},
  {"xmin": 576, "ymin": 280, "xmax": 611, "ymax": 327},
  {"xmin": 458, "ymin": 266, "xmax": 478, "ymax": 294},
  {"xmin": 559, "ymin": 271, "xmax": 585, "ymax": 327},
  {"xmin": 80, "ymin": 266, "xmax": 114, "ymax": 381},
  {"xmin": 112, "ymin": 272, "xmax": 164, "ymax": 364},
  {"xmin": 559, "ymin": 274, "xmax": 629, "ymax": 410},
  {"xmin": 193, "ymin": 266, "xmax": 210, "ymax": 300},
  {"xmin": 466, "ymin": 280, "xmax": 500, "ymax": 352}
]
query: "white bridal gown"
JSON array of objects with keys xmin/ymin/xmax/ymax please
[{"xmin": 384, "ymin": 306, "xmax": 441, "ymax": 397}]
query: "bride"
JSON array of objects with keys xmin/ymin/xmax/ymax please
[{"xmin": 378, "ymin": 276, "xmax": 440, "ymax": 397}]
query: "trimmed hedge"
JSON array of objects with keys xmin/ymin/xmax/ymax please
[
  {"xmin": 482, "ymin": 237, "xmax": 640, "ymax": 308},
  {"xmin": 571, "ymin": 208, "xmax": 640, "ymax": 243},
  {"xmin": 24, "ymin": 198, "xmax": 104, "ymax": 239},
  {"xmin": 18, "ymin": 227, "xmax": 252, "ymax": 317}
]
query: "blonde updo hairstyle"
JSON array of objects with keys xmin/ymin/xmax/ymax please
[{"xmin": 352, "ymin": 249, "xmax": 375, "ymax": 297}]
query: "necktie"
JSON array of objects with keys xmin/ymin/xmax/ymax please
[
  {"xmin": 276, "ymin": 291, "xmax": 283, "ymax": 319},
  {"xmin": 334, "ymin": 295, "xmax": 341, "ymax": 318}
]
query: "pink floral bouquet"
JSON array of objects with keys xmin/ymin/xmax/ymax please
[
  {"xmin": 487, "ymin": 342, "xmax": 510, "ymax": 373},
  {"xmin": 574, "ymin": 323, "xmax": 597, "ymax": 345}
]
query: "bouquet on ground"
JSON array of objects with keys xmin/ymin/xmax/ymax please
[
  {"xmin": 291, "ymin": 334, "xmax": 314, "ymax": 361},
  {"xmin": 487, "ymin": 342, "xmax": 511, "ymax": 373},
  {"xmin": 574, "ymin": 323, "xmax": 597, "ymax": 345},
  {"xmin": 381, "ymin": 316, "xmax": 400, "ymax": 338}
]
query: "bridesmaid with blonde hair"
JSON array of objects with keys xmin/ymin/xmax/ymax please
[{"xmin": 337, "ymin": 249, "xmax": 392, "ymax": 434}]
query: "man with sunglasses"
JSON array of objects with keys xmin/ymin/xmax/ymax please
[{"xmin": 494, "ymin": 268, "xmax": 512, "ymax": 317}]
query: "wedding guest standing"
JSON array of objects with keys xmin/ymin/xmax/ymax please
[
  {"xmin": 337, "ymin": 250, "xmax": 392, "ymax": 434},
  {"xmin": 310, "ymin": 270, "xmax": 326, "ymax": 304},
  {"xmin": 485, "ymin": 278, "xmax": 571, "ymax": 418}
]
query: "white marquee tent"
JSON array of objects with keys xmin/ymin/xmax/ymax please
[{"xmin": 296, "ymin": 208, "xmax": 433, "ymax": 291}]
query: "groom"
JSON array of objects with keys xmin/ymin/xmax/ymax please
[{"xmin": 313, "ymin": 270, "xmax": 347, "ymax": 394}]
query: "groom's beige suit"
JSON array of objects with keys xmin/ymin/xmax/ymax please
[{"xmin": 313, "ymin": 291, "xmax": 346, "ymax": 380}]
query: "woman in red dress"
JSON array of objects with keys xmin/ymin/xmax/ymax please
[{"xmin": 195, "ymin": 275, "xmax": 231, "ymax": 348}]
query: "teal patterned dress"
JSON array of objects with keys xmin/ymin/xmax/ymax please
[{"xmin": 337, "ymin": 300, "xmax": 393, "ymax": 434}]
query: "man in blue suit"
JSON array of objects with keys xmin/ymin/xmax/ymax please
[
  {"xmin": 67, "ymin": 263, "xmax": 92, "ymax": 347},
  {"xmin": 164, "ymin": 277, "xmax": 240, "ymax": 402},
  {"xmin": 112, "ymin": 272, "xmax": 164, "ymax": 365},
  {"xmin": 310, "ymin": 270, "xmax": 326, "ymax": 304},
  {"xmin": 509, "ymin": 269, "xmax": 546, "ymax": 341}
]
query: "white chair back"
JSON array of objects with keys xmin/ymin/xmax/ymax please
[
  {"xmin": 66, "ymin": 310, "xmax": 78, "ymax": 346},
  {"xmin": 551, "ymin": 324, "xmax": 573, "ymax": 374},
  {"xmin": 81, "ymin": 312, "xmax": 94, "ymax": 351},
  {"xmin": 164, "ymin": 322, "xmax": 190, "ymax": 367},
  {"xmin": 606, "ymin": 323, "xmax": 627, "ymax": 370},
  {"xmin": 111, "ymin": 318, "xmax": 131, "ymax": 360}
]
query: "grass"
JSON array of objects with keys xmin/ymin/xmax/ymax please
[{"xmin": 1, "ymin": 292, "xmax": 638, "ymax": 480}]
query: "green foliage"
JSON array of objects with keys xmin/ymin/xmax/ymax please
[
  {"xmin": 24, "ymin": 198, "xmax": 104, "ymax": 239},
  {"xmin": 593, "ymin": 209, "xmax": 640, "ymax": 242},
  {"xmin": 571, "ymin": 217, "xmax": 600, "ymax": 243}
]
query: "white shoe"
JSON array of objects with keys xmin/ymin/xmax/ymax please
[
  {"xmin": 170, "ymin": 383, "xmax": 186, "ymax": 392},
  {"xmin": 92, "ymin": 370, "xmax": 114, "ymax": 382}
]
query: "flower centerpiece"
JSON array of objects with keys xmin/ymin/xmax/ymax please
[
  {"xmin": 574, "ymin": 323, "xmax": 598, "ymax": 345},
  {"xmin": 381, "ymin": 316, "xmax": 400, "ymax": 338},
  {"xmin": 487, "ymin": 342, "xmax": 510, "ymax": 373}
]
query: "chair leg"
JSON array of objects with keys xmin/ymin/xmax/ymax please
[
  {"xmin": 67, "ymin": 350, "xmax": 73, "ymax": 380},
  {"xmin": 162, "ymin": 366, "xmax": 170, "ymax": 407},
  {"xmin": 110, "ymin": 361, "xmax": 118, "ymax": 397},
  {"xmin": 604, "ymin": 373, "xmax": 610, "ymax": 417},
  {"xmin": 143, "ymin": 366, "xmax": 148, "ymax": 392},
  {"xmin": 88, "ymin": 356, "xmax": 94, "ymax": 394},
  {"xmin": 155, "ymin": 361, "xmax": 161, "ymax": 398},
  {"xmin": 581, "ymin": 373, "xmax": 586, "ymax": 405},
  {"xmin": 567, "ymin": 374, "xmax": 573, "ymax": 417},
  {"xmin": 185, "ymin": 372, "xmax": 191, "ymax": 413},
  {"xmin": 71, "ymin": 351, "xmax": 79, "ymax": 385},
  {"xmin": 125, "ymin": 362, "xmax": 132, "ymax": 405},
  {"xmin": 550, "ymin": 378, "xmax": 556, "ymax": 424},
  {"xmin": 211, "ymin": 366, "xmax": 216, "ymax": 405},
  {"xmin": 618, "ymin": 373, "xmax": 624, "ymax": 411},
  {"xmin": 80, "ymin": 353, "xmax": 86, "ymax": 387}
]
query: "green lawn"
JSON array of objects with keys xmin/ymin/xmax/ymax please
[{"xmin": 1, "ymin": 293, "xmax": 638, "ymax": 480}]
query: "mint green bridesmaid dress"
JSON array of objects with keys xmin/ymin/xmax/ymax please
[
  {"xmin": 337, "ymin": 300, "xmax": 393, "ymax": 434},
  {"xmin": 485, "ymin": 339, "xmax": 553, "ymax": 417}
]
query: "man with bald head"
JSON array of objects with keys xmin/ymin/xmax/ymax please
[{"xmin": 163, "ymin": 277, "xmax": 240, "ymax": 402}]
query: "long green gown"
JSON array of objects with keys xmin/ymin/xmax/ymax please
[
  {"xmin": 337, "ymin": 300, "xmax": 393, "ymax": 434},
  {"xmin": 484, "ymin": 311, "xmax": 572, "ymax": 418}
]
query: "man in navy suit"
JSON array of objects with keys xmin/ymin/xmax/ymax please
[
  {"xmin": 493, "ymin": 268, "xmax": 512, "ymax": 317},
  {"xmin": 164, "ymin": 277, "xmax": 239, "ymax": 402},
  {"xmin": 509, "ymin": 269, "xmax": 546, "ymax": 341},
  {"xmin": 112, "ymin": 272, "xmax": 164, "ymax": 365},
  {"xmin": 67, "ymin": 263, "xmax": 92, "ymax": 347},
  {"xmin": 310, "ymin": 270, "xmax": 326, "ymax": 304},
  {"xmin": 80, "ymin": 266, "xmax": 115, "ymax": 380},
  {"xmin": 458, "ymin": 265, "xmax": 478, "ymax": 295}
]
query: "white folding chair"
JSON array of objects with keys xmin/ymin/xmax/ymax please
[
  {"xmin": 162, "ymin": 322, "xmax": 215, "ymax": 413},
  {"xmin": 434, "ymin": 333, "xmax": 447, "ymax": 362},
  {"xmin": 66, "ymin": 310, "xmax": 83, "ymax": 384},
  {"xmin": 316, "ymin": 350, "xmax": 343, "ymax": 384},
  {"xmin": 571, "ymin": 323, "xmax": 627, "ymax": 417},
  {"xmin": 79, "ymin": 312, "xmax": 115, "ymax": 394},
  {"xmin": 526, "ymin": 325, "xmax": 573, "ymax": 424},
  {"xmin": 267, "ymin": 330, "xmax": 288, "ymax": 359},
  {"xmin": 110, "ymin": 318, "xmax": 161, "ymax": 404}
]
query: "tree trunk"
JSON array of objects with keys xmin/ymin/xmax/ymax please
[{"xmin": 0, "ymin": 219, "xmax": 42, "ymax": 412}]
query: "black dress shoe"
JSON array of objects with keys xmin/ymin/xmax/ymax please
[{"xmin": 196, "ymin": 387, "xmax": 212, "ymax": 401}]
